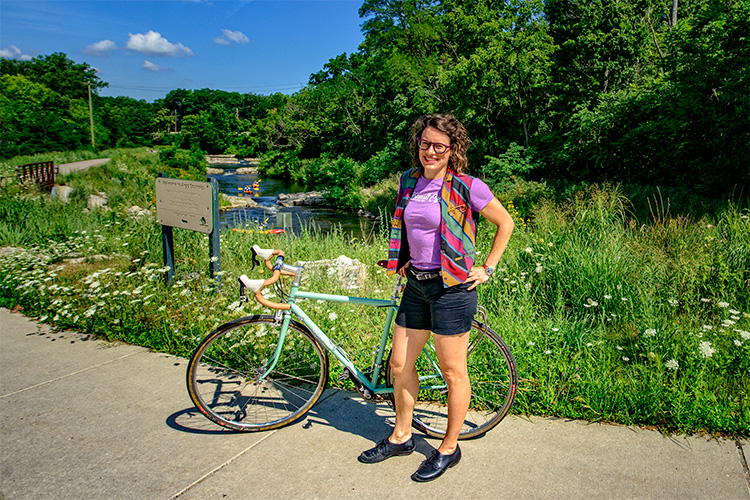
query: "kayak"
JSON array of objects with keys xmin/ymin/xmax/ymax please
[{"xmin": 232, "ymin": 228, "xmax": 285, "ymax": 235}]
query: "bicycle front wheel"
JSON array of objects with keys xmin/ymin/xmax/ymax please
[
  {"xmin": 386, "ymin": 320, "xmax": 518, "ymax": 439},
  {"xmin": 187, "ymin": 315, "xmax": 329, "ymax": 432}
]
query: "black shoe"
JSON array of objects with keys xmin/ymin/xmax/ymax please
[
  {"xmin": 358, "ymin": 437, "xmax": 415, "ymax": 464},
  {"xmin": 411, "ymin": 445, "xmax": 461, "ymax": 482}
]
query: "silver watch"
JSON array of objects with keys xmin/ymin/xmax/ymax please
[{"xmin": 483, "ymin": 265, "xmax": 494, "ymax": 276}]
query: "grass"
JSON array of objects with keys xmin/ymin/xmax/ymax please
[{"xmin": 0, "ymin": 150, "xmax": 748, "ymax": 437}]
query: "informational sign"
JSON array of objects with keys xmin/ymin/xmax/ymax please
[{"xmin": 155, "ymin": 178, "xmax": 213, "ymax": 234}]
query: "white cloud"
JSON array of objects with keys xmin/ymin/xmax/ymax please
[
  {"xmin": 142, "ymin": 60, "xmax": 170, "ymax": 72},
  {"xmin": 126, "ymin": 31, "xmax": 194, "ymax": 57},
  {"xmin": 0, "ymin": 45, "xmax": 32, "ymax": 61},
  {"xmin": 84, "ymin": 40, "xmax": 117, "ymax": 56},
  {"xmin": 215, "ymin": 29, "xmax": 249, "ymax": 45}
]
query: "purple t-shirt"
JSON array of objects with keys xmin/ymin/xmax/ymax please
[{"xmin": 403, "ymin": 175, "xmax": 494, "ymax": 270}]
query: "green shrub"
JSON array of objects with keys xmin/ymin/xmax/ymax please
[
  {"xmin": 158, "ymin": 147, "xmax": 207, "ymax": 178},
  {"xmin": 303, "ymin": 156, "xmax": 363, "ymax": 211}
]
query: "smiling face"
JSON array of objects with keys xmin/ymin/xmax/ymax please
[{"xmin": 418, "ymin": 126, "xmax": 452, "ymax": 179}]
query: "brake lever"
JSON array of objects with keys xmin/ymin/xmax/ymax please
[
  {"xmin": 250, "ymin": 247, "xmax": 260, "ymax": 269},
  {"xmin": 238, "ymin": 278, "xmax": 248, "ymax": 302}
]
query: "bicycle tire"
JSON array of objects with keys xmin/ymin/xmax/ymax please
[
  {"xmin": 385, "ymin": 320, "xmax": 517, "ymax": 439},
  {"xmin": 186, "ymin": 314, "xmax": 329, "ymax": 432}
]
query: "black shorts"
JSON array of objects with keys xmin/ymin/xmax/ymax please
[{"xmin": 395, "ymin": 268, "xmax": 477, "ymax": 336}]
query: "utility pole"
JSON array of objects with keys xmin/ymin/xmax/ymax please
[{"xmin": 84, "ymin": 81, "xmax": 95, "ymax": 147}]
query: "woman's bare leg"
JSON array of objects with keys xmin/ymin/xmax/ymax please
[
  {"xmin": 388, "ymin": 324, "xmax": 431, "ymax": 443},
  {"xmin": 432, "ymin": 330, "xmax": 471, "ymax": 454}
]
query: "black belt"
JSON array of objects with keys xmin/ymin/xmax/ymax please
[{"xmin": 408, "ymin": 267, "xmax": 441, "ymax": 280}]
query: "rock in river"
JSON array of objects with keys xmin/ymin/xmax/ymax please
[{"xmin": 277, "ymin": 191, "xmax": 328, "ymax": 207}]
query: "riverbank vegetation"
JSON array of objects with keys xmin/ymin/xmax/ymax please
[{"xmin": 0, "ymin": 149, "xmax": 748, "ymax": 436}]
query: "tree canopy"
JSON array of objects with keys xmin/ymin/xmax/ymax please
[{"xmin": 2, "ymin": 0, "xmax": 747, "ymax": 199}]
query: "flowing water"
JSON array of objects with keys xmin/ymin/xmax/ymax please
[{"xmin": 209, "ymin": 168, "xmax": 379, "ymax": 239}]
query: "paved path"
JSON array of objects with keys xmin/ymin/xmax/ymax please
[
  {"xmin": 1, "ymin": 307, "xmax": 748, "ymax": 500},
  {"xmin": 57, "ymin": 158, "xmax": 111, "ymax": 175}
]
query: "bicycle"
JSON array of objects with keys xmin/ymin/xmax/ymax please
[{"xmin": 186, "ymin": 245, "xmax": 518, "ymax": 439}]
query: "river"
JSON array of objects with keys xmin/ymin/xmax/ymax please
[{"xmin": 209, "ymin": 168, "xmax": 379, "ymax": 239}]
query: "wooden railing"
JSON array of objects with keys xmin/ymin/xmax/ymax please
[{"xmin": 16, "ymin": 161, "xmax": 57, "ymax": 190}]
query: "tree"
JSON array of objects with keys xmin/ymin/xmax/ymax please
[
  {"xmin": 440, "ymin": 0, "xmax": 553, "ymax": 155},
  {"xmin": 0, "ymin": 74, "xmax": 85, "ymax": 157},
  {"xmin": 0, "ymin": 52, "xmax": 105, "ymax": 100}
]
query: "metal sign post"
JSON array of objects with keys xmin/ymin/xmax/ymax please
[
  {"xmin": 156, "ymin": 174, "xmax": 221, "ymax": 288},
  {"xmin": 207, "ymin": 177, "xmax": 221, "ymax": 287}
]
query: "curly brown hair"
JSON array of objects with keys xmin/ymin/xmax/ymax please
[{"xmin": 410, "ymin": 114, "xmax": 470, "ymax": 174}]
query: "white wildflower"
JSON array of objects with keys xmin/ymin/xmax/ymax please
[
  {"xmin": 643, "ymin": 329, "xmax": 657, "ymax": 337},
  {"xmin": 328, "ymin": 312, "xmax": 338, "ymax": 321},
  {"xmin": 698, "ymin": 341, "xmax": 716, "ymax": 359},
  {"xmin": 525, "ymin": 247, "xmax": 533, "ymax": 253},
  {"xmin": 665, "ymin": 359, "xmax": 679, "ymax": 371},
  {"xmin": 717, "ymin": 302, "xmax": 730, "ymax": 308},
  {"xmin": 734, "ymin": 340, "xmax": 743, "ymax": 347}
]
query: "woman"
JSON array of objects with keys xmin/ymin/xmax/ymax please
[{"xmin": 358, "ymin": 114, "xmax": 514, "ymax": 482}]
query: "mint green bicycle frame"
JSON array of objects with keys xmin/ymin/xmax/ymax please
[{"xmin": 256, "ymin": 264, "xmax": 445, "ymax": 396}]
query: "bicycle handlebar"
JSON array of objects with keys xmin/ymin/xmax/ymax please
[
  {"xmin": 238, "ymin": 245, "xmax": 291, "ymax": 310},
  {"xmin": 238, "ymin": 246, "xmax": 402, "ymax": 311}
]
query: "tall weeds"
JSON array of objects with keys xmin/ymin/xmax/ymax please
[{"xmin": 1, "ymin": 154, "xmax": 748, "ymax": 436}]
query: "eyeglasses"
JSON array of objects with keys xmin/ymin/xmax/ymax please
[{"xmin": 416, "ymin": 138, "xmax": 454, "ymax": 154}]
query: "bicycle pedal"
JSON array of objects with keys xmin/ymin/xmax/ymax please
[{"xmin": 338, "ymin": 369, "xmax": 351, "ymax": 382}]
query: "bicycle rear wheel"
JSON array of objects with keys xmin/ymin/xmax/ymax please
[
  {"xmin": 385, "ymin": 320, "xmax": 517, "ymax": 439},
  {"xmin": 187, "ymin": 315, "xmax": 329, "ymax": 432}
]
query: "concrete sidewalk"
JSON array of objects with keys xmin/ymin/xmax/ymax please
[
  {"xmin": 1, "ymin": 307, "xmax": 748, "ymax": 500},
  {"xmin": 57, "ymin": 158, "xmax": 111, "ymax": 175}
]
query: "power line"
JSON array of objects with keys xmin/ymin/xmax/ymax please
[{"xmin": 106, "ymin": 83, "xmax": 306, "ymax": 93}]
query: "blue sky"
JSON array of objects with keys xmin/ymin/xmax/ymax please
[{"xmin": 0, "ymin": 0, "xmax": 366, "ymax": 101}]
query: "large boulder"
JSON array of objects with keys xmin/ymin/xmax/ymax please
[
  {"xmin": 235, "ymin": 167, "xmax": 259, "ymax": 175},
  {"xmin": 51, "ymin": 185, "xmax": 75, "ymax": 202},
  {"xmin": 221, "ymin": 193, "xmax": 259, "ymax": 209},
  {"xmin": 294, "ymin": 255, "xmax": 368, "ymax": 290},
  {"xmin": 277, "ymin": 191, "xmax": 328, "ymax": 207}
]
